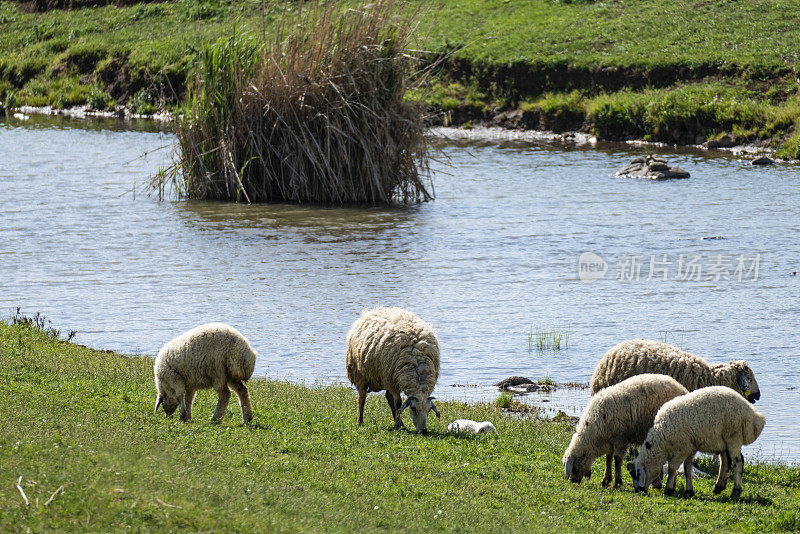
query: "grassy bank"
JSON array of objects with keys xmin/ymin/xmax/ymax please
[
  {"xmin": 1, "ymin": 0, "xmax": 800, "ymax": 155},
  {"xmin": 1, "ymin": 320, "xmax": 800, "ymax": 532}
]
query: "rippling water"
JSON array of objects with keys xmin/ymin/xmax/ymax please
[{"xmin": 2, "ymin": 114, "xmax": 798, "ymax": 462}]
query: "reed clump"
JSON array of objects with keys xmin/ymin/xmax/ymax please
[{"xmin": 156, "ymin": 0, "xmax": 434, "ymax": 205}]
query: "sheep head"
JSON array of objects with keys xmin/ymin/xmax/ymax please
[
  {"xmin": 627, "ymin": 442, "xmax": 664, "ymax": 491},
  {"xmin": 154, "ymin": 393, "xmax": 179, "ymax": 417},
  {"xmin": 400, "ymin": 394, "xmax": 439, "ymax": 435},
  {"xmin": 562, "ymin": 433, "xmax": 592, "ymax": 483},
  {"xmin": 732, "ymin": 361, "xmax": 760, "ymax": 403},
  {"xmin": 153, "ymin": 378, "xmax": 181, "ymax": 417},
  {"xmin": 563, "ymin": 455, "xmax": 592, "ymax": 483}
]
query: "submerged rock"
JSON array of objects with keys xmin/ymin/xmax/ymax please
[
  {"xmin": 751, "ymin": 155, "xmax": 776, "ymax": 166},
  {"xmin": 494, "ymin": 376, "xmax": 555, "ymax": 393},
  {"xmin": 495, "ymin": 376, "xmax": 535, "ymax": 389},
  {"xmin": 615, "ymin": 155, "xmax": 690, "ymax": 180}
]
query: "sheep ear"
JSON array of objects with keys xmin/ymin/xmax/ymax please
[
  {"xmin": 400, "ymin": 397, "xmax": 413, "ymax": 413},
  {"xmin": 154, "ymin": 396, "xmax": 163, "ymax": 414},
  {"xmin": 429, "ymin": 400, "xmax": 440, "ymax": 418}
]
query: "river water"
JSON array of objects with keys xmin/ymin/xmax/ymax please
[{"xmin": 1, "ymin": 114, "xmax": 798, "ymax": 462}]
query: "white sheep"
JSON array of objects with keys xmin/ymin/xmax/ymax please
[
  {"xmin": 591, "ymin": 339, "xmax": 760, "ymax": 403},
  {"xmin": 563, "ymin": 374, "xmax": 688, "ymax": 487},
  {"xmin": 628, "ymin": 386, "xmax": 765, "ymax": 497},
  {"xmin": 446, "ymin": 419, "xmax": 497, "ymax": 435},
  {"xmin": 345, "ymin": 307, "xmax": 441, "ymax": 434},
  {"xmin": 154, "ymin": 323, "xmax": 257, "ymax": 424}
]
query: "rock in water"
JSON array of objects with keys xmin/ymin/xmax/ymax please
[
  {"xmin": 615, "ymin": 154, "xmax": 690, "ymax": 180},
  {"xmin": 751, "ymin": 155, "xmax": 775, "ymax": 166},
  {"xmin": 495, "ymin": 376, "xmax": 534, "ymax": 389}
]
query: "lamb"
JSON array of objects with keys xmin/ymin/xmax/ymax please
[
  {"xmin": 345, "ymin": 307, "xmax": 441, "ymax": 434},
  {"xmin": 591, "ymin": 338, "xmax": 760, "ymax": 403},
  {"xmin": 563, "ymin": 374, "xmax": 688, "ymax": 488},
  {"xmin": 154, "ymin": 323, "xmax": 257, "ymax": 424},
  {"xmin": 446, "ymin": 419, "xmax": 497, "ymax": 435},
  {"xmin": 628, "ymin": 386, "xmax": 765, "ymax": 498}
]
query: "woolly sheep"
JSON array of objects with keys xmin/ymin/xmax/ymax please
[
  {"xmin": 591, "ymin": 339, "xmax": 760, "ymax": 403},
  {"xmin": 563, "ymin": 374, "xmax": 688, "ymax": 487},
  {"xmin": 154, "ymin": 323, "xmax": 257, "ymax": 424},
  {"xmin": 446, "ymin": 419, "xmax": 497, "ymax": 435},
  {"xmin": 628, "ymin": 386, "xmax": 765, "ymax": 497},
  {"xmin": 345, "ymin": 307, "xmax": 441, "ymax": 434}
]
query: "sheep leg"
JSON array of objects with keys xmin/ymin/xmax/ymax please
[
  {"xmin": 664, "ymin": 459, "xmax": 680, "ymax": 496},
  {"xmin": 229, "ymin": 380, "xmax": 253, "ymax": 423},
  {"xmin": 731, "ymin": 451, "xmax": 744, "ymax": 499},
  {"xmin": 600, "ymin": 454, "xmax": 613, "ymax": 487},
  {"xmin": 391, "ymin": 393, "xmax": 406, "ymax": 430},
  {"xmin": 714, "ymin": 451, "xmax": 731, "ymax": 494},
  {"xmin": 177, "ymin": 386, "xmax": 190, "ymax": 422},
  {"xmin": 385, "ymin": 391, "xmax": 398, "ymax": 423},
  {"xmin": 211, "ymin": 384, "xmax": 231, "ymax": 423},
  {"xmin": 613, "ymin": 453, "xmax": 623, "ymax": 488},
  {"xmin": 183, "ymin": 389, "xmax": 196, "ymax": 421},
  {"xmin": 357, "ymin": 388, "xmax": 367, "ymax": 425},
  {"xmin": 683, "ymin": 455, "xmax": 695, "ymax": 497}
]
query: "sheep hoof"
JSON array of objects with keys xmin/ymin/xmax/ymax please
[
  {"xmin": 664, "ymin": 488, "xmax": 675, "ymax": 497},
  {"xmin": 713, "ymin": 485, "xmax": 725, "ymax": 495},
  {"xmin": 731, "ymin": 488, "xmax": 742, "ymax": 499},
  {"xmin": 683, "ymin": 490, "xmax": 694, "ymax": 498},
  {"xmin": 613, "ymin": 481, "xmax": 623, "ymax": 489},
  {"xmin": 600, "ymin": 478, "xmax": 611, "ymax": 488}
]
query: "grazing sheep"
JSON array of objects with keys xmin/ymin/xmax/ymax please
[
  {"xmin": 346, "ymin": 307, "xmax": 440, "ymax": 434},
  {"xmin": 591, "ymin": 339, "xmax": 760, "ymax": 403},
  {"xmin": 563, "ymin": 374, "xmax": 688, "ymax": 488},
  {"xmin": 446, "ymin": 419, "xmax": 497, "ymax": 435},
  {"xmin": 628, "ymin": 386, "xmax": 765, "ymax": 497},
  {"xmin": 154, "ymin": 323, "xmax": 257, "ymax": 424}
]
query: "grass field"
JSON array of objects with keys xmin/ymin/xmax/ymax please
[
  {"xmin": 1, "ymin": 0, "xmax": 800, "ymax": 154},
  {"xmin": 1, "ymin": 320, "xmax": 800, "ymax": 532}
]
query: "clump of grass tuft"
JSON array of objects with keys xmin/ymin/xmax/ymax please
[
  {"xmin": 156, "ymin": 0, "xmax": 435, "ymax": 205},
  {"xmin": 529, "ymin": 326, "xmax": 570, "ymax": 350},
  {"xmin": 11, "ymin": 307, "xmax": 76, "ymax": 342},
  {"xmin": 496, "ymin": 392, "xmax": 513, "ymax": 409}
]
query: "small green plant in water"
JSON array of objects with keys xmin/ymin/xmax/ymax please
[
  {"xmin": 529, "ymin": 326, "xmax": 570, "ymax": 350},
  {"xmin": 658, "ymin": 330, "xmax": 684, "ymax": 349}
]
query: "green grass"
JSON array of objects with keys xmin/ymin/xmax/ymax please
[{"xmin": 2, "ymin": 320, "xmax": 799, "ymax": 531}]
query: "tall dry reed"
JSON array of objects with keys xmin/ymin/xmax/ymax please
[{"xmin": 155, "ymin": 0, "xmax": 434, "ymax": 205}]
